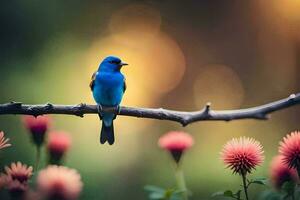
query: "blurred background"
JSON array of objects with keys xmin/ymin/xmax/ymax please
[{"xmin": 0, "ymin": 0, "xmax": 300, "ymax": 199}]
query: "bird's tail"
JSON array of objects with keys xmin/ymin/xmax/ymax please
[{"xmin": 100, "ymin": 121, "xmax": 115, "ymax": 145}]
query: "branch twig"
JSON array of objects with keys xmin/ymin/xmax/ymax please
[{"xmin": 0, "ymin": 93, "xmax": 299, "ymax": 126}]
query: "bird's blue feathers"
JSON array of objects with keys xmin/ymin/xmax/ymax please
[
  {"xmin": 100, "ymin": 121, "xmax": 114, "ymax": 145},
  {"xmin": 92, "ymin": 72, "xmax": 124, "ymax": 106},
  {"xmin": 91, "ymin": 56, "xmax": 127, "ymax": 145},
  {"xmin": 98, "ymin": 56, "xmax": 122, "ymax": 72}
]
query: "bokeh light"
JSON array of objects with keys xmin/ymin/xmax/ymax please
[
  {"xmin": 193, "ymin": 64, "xmax": 245, "ymax": 109},
  {"xmin": 109, "ymin": 3, "xmax": 162, "ymax": 39},
  {"xmin": 255, "ymin": 0, "xmax": 299, "ymax": 93},
  {"xmin": 272, "ymin": 0, "xmax": 300, "ymax": 23}
]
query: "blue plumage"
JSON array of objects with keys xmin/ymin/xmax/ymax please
[{"xmin": 90, "ymin": 56, "xmax": 128, "ymax": 145}]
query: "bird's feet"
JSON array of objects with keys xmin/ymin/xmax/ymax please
[
  {"xmin": 97, "ymin": 104, "xmax": 103, "ymax": 119},
  {"xmin": 116, "ymin": 105, "xmax": 121, "ymax": 114},
  {"xmin": 97, "ymin": 104, "xmax": 120, "ymax": 120},
  {"xmin": 112, "ymin": 105, "xmax": 121, "ymax": 120}
]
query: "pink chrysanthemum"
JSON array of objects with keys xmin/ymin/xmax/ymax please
[
  {"xmin": 1, "ymin": 175, "xmax": 30, "ymax": 199},
  {"xmin": 158, "ymin": 131, "xmax": 194, "ymax": 163},
  {"xmin": 37, "ymin": 165, "xmax": 83, "ymax": 200},
  {"xmin": 6, "ymin": 178, "xmax": 28, "ymax": 194},
  {"xmin": 0, "ymin": 131, "xmax": 11, "ymax": 150},
  {"xmin": 270, "ymin": 155, "xmax": 298, "ymax": 189},
  {"xmin": 0, "ymin": 174, "xmax": 7, "ymax": 189},
  {"xmin": 279, "ymin": 131, "xmax": 300, "ymax": 170},
  {"xmin": 159, "ymin": 131, "xmax": 194, "ymax": 151},
  {"xmin": 221, "ymin": 137, "xmax": 264, "ymax": 175},
  {"xmin": 23, "ymin": 115, "xmax": 51, "ymax": 146},
  {"xmin": 5, "ymin": 162, "xmax": 33, "ymax": 183},
  {"xmin": 23, "ymin": 115, "xmax": 51, "ymax": 134},
  {"xmin": 47, "ymin": 131, "xmax": 71, "ymax": 164}
]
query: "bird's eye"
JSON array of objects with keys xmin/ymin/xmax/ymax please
[{"xmin": 109, "ymin": 60, "xmax": 120, "ymax": 64}]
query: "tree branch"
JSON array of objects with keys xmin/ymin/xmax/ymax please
[{"xmin": 0, "ymin": 93, "xmax": 299, "ymax": 126}]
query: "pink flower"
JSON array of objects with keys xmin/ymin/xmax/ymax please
[
  {"xmin": 221, "ymin": 137, "xmax": 264, "ymax": 175},
  {"xmin": 4, "ymin": 176, "xmax": 40, "ymax": 200},
  {"xmin": 47, "ymin": 131, "xmax": 71, "ymax": 164},
  {"xmin": 270, "ymin": 155, "xmax": 298, "ymax": 189},
  {"xmin": 0, "ymin": 174, "xmax": 7, "ymax": 189},
  {"xmin": 5, "ymin": 162, "xmax": 33, "ymax": 183},
  {"xmin": 22, "ymin": 115, "xmax": 51, "ymax": 146},
  {"xmin": 37, "ymin": 165, "xmax": 83, "ymax": 200},
  {"xmin": 279, "ymin": 131, "xmax": 300, "ymax": 170},
  {"xmin": 0, "ymin": 131, "xmax": 11, "ymax": 150},
  {"xmin": 159, "ymin": 131, "xmax": 194, "ymax": 151},
  {"xmin": 2, "ymin": 162, "xmax": 33, "ymax": 198},
  {"xmin": 158, "ymin": 131, "xmax": 194, "ymax": 163},
  {"xmin": 6, "ymin": 178, "xmax": 28, "ymax": 194}
]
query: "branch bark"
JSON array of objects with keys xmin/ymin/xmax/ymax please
[{"xmin": 0, "ymin": 93, "xmax": 299, "ymax": 126}]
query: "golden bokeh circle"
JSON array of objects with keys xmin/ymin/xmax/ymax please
[
  {"xmin": 85, "ymin": 32, "xmax": 186, "ymax": 107},
  {"xmin": 193, "ymin": 64, "xmax": 245, "ymax": 109},
  {"xmin": 109, "ymin": 3, "xmax": 162, "ymax": 40},
  {"xmin": 272, "ymin": 0, "xmax": 300, "ymax": 23}
]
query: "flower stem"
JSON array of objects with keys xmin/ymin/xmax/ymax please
[
  {"xmin": 9, "ymin": 192, "xmax": 24, "ymax": 200},
  {"xmin": 297, "ymin": 166, "xmax": 300, "ymax": 184},
  {"xmin": 241, "ymin": 173, "xmax": 249, "ymax": 200},
  {"xmin": 291, "ymin": 168, "xmax": 297, "ymax": 200},
  {"xmin": 35, "ymin": 146, "xmax": 41, "ymax": 171},
  {"xmin": 175, "ymin": 164, "xmax": 188, "ymax": 200}
]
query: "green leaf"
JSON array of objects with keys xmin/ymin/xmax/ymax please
[
  {"xmin": 149, "ymin": 192, "xmax": 165, "ymax": 200},
  {"xmin": 144, "ymin": 185, "xmax": 169, "ymax": 200},
  {"xmin": 173, "ymin": 189, "xmax": 186, "ymax": 194},
  {"xmin": 235, "ymin": 190, "xmax": 242, "ymax": 199},
  {"xmin": 212, "ymin": 190, "xmax": 235, "ymax": 198},
  {"xmin": 251, "ymin": 177, "xmax": 268, "ymax": 186},
  {"xmin": 170, "ymin": 195, "xmax": 181, "ymax": 200},
  {"xmin": 164, "ymin": 189, "xmax": 176, "ymax": 198},
  {"xmin": 224, "ymin": 190, "xmax": 234, "ymax": 197},
  {"xmin": 144, "ymin": 185, "xmax": 165, "ymax": 193},
  {"xmin": 281, "ymin": 181, "xmax": 296, "ymax": 195},
  {"xmin": 258, "ymin": 190, "xmax": 282, "ymax": 200}
]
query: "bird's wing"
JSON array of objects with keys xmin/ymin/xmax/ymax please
[
  {"xmin": 89, "ymin": 71, "xmax": 97, "ymax": 91},
  {"xmin": 123, "ymin": 77, "xmax": 126, "ymax": 93}
]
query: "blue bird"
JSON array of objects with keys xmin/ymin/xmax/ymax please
[{"xmin": 90, "ymin": 56, "xmax": 128, "ymax": 145}]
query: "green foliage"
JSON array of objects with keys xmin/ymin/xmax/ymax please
[
  {"xmin": 258, "ymin": 190, "xmax": 282, "ymax": 200},
  {"xmin": 281, "ymin": 181, "xmax": 296, "ymax": 199},
  {"xmin": 212, "ymin": 177, "xmax": 268, "ymax": 200},
  {"xmin": 211, "ymin": 190, "xmax": 241, "ymax": 199},
  {"xmin": 144, "ymin": 185, "xmax": 184, "ymax": 200},
  {"xmin": 257, "ymin": 180, "xmax": 300, "ymax": 200},
  {"xmin": 249, "ymin": 177, "xmax": 268, "ymax": 186}
]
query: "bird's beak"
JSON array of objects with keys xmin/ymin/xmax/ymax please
[{"xmin": 120, "ymin": 62, "xmax": 128, "ymax": 66}]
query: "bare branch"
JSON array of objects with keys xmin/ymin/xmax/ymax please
[{"xmin": 0, "ymin": 93, "xmax": 299, "ymax": 126}]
